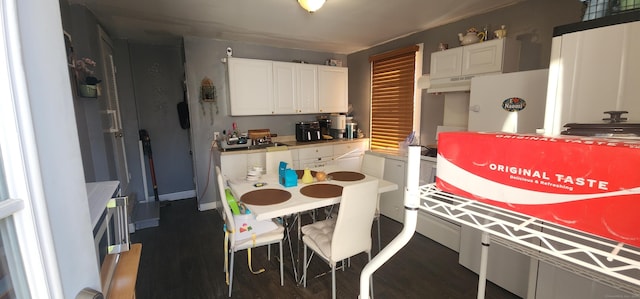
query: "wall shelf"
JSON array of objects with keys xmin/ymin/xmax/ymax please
[{"xmin": 419, "ymin": 183, "xmax": 640, "ymax": 296}]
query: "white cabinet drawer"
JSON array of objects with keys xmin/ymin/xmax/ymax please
[
  {"xmin": 333, "ymin": 141, "xmax": 366, "ymax": 157},
  {"xmin": 297, "ymin": 145, "xmax": 333, "ymax": 160},
  {"xmin": 299, "ymin": 157, "xmax": 335, "ymax": 169}
]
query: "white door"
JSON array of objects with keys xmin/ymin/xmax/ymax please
[{"xmin": 98, "ymin": 26, "xmax": 130, "ymax": 194}]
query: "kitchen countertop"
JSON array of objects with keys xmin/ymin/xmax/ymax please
[
  {"xmin": 369, "ymin": 148, "xmax": 437, "ymax": 162},
  {"xmin": 215, "ymin": 136, "xmax": 369, "ymax": 155}
]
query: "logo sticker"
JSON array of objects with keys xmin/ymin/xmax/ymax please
[{"xmin": 502, "ymin": 97, "xmax": 526, "ymax": 112}]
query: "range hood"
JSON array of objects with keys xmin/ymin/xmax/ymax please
[{"xmin": 426, "ymin": 75, "xmax": 475, "ymax": 93}]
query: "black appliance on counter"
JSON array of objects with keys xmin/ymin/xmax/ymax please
[
  {"xmin": 561, "ymin": 111, "xmax": 640, "ymax": 138},
  {"xmin": 318, "ymin": 118, "xmax": 331, "ymax": 137},
  {"xmin": 296, "ymin": 121, "xmax": 321, "ymax": 141}
]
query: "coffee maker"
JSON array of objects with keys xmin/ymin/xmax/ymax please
[
  {"xmin": 329, "ymin": 114, "xmax": 346, "ymax": 139},
  {"xmin": 318, "ymin": 117, "xmax": 332, "ymax": 138}
]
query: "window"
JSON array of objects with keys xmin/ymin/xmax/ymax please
[{"xmin": 369, "ymin": 45, "xmax": 421, "ymax": 150}]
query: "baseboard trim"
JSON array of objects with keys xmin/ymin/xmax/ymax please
[
  {"xmin": 198, "ymin": 201, "xmax": 217, "ymax": 211},
  {"xmin": 144, "ymin": 189, "xmax": 196, "ymax": 202}
]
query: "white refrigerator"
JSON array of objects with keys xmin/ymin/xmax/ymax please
[
  {"xmin": 467, "ymin": 69, "xmax": 549, "ymax": 133},
  {"xmin": 459, "ymin": 68, "xmax": 549, "ymax": 299}
]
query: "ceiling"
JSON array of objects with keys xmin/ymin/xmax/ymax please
[{"xmin": 69, "ymin": 0, "xmax": 525, "ymax": 54}]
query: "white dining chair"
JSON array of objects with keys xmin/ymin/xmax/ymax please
[
  {"xmin": 360, "ymin": 152, "xmax": 385, "ymax": 252},
  {"xmin": 265, "ymin": 149, "xmax": 294, "ymax": 175},
  {"xmin": 301, "ymin": 179, "xmax": 379, "ymax": 299},
  {"xmin": 216, "ymin": 166, "xmax": 285, "ymax": 297}
]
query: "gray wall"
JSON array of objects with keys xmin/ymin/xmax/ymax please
[
  {"xmin": 347, "ymin": 0, "xmax": 584, "ymax": 146},
  {"xmin": 68, "ymin": 5, "xmax": 115, "ymax": 183},
  {"xmin": 112, "ymin": 39, "xmax": 145, "ymax": 203},
  {"xmin": 128, "ymin": 43, "xmax": 195, "ymax": 199},
  {"xmin": 183, "ymin": 37, "xmax": 347, "ymax": 208},
  {"xmin": 63, "ymin": 4, "xmax": 195, "ymax": 202}
]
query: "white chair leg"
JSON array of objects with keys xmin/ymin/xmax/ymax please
[
  {"xmin": 368, "ymin": 251, "xmax": 374, "ymax": 299},
  {"xmin": 303, "ymin": 244, "xmax": 308, "ymax": 288},
  {"xmin": 331, "ymin": 265, "xmax": 336, "ymax": 299},
  {"xmin": 268, "ymin": 244, "xmax": 271, "ymax": 261},
  {"xmin": 279, "ymin": 241, "xmax": 284, "ymax": 286},
  {"xmin": 228, "ymin": 251, "xmax": 235, "ymax": 297},
  {"xmin": 377, "ymin": 217, "xmax": 381, "ymax": 252}
]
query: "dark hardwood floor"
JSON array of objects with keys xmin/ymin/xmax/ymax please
[{"xmin": 130, "ymin": 198, "xmax": 520, "ymax": 299}]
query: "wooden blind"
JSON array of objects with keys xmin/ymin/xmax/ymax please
[{"xmin": 370, "ymin": 45, "xmax": 418, "ymax": 150}]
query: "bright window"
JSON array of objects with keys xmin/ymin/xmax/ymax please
[{"xmin": 369, "ymin": 45, "xmax": 421, "ymax": 149}]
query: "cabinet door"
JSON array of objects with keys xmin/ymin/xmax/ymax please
[
  {"xmin": 461, "ymin": 39, "xmax": 504, "ymax": 76},
  {"xmin": 334, "ymin": 141, "xmax": 367, "ymax": 171},
  {"xmin": 419, "ymin": 160, "xmax": 437, "ymax": 185},
  {"xmin": 430, "ymin": 47, "xmax": 463, "ymax": 79},
  {"xmin": 274, "ymin": 62, "xmax": 318, "ymax": 114},
  {"xmin": 318, "ymin": 66, "xmax": 348, "ymax": 113},
  {"xmin": 273, "ymin": 62, "xmax": 297, "ymax": 114},
  {"xmin": 379, "ymin": 158, "xmax": 405, "ymax": 223},
  {"xmin": 535, "ymin": 262, "xmax": 630, "ymax": 299},
  {"xmin": 458, "ymin": 225, "xmax": 532, "ymax": 298},
  {"xmin": 220, "ymin": 154, "xmax": 249, "ymax": 180},
  {"xmin": 297, "ymin": 64, "xmax": 319, "ymax": 114},
  {"xmin": 228, "ymin": 58, "xmax": 274, "ymax": 115}
]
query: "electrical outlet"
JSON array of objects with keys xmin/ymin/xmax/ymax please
[{"xmin": 213, "ymin": 131, "xmax": 220, "ymax": 141}]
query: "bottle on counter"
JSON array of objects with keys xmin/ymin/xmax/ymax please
[{"xmin": 302, "ymin": 168, "xmax": 314, "ymax": 184}]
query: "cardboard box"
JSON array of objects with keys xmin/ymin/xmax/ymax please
[{"xmin": 436, "ymin": 132, "xmax": 640, "ymax": 247}]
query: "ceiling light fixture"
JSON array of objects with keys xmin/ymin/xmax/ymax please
[{"xmin": 298, "ymin": 0, "xmax": 326, "ymax": 13}]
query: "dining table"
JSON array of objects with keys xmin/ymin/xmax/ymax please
[{"xmin": 225, "ymin": 165, "xmax": 398, "ymax": 283}]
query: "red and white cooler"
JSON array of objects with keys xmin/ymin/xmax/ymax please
[{"xmin": 436, "ymin": 132, "xmax": 640, "ymax": 248}]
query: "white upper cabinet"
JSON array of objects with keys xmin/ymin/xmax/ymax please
[
  {"xmin": 428, "ymin": 38, "xmax": 520, "ymax": 93},
  {"xmin": 273, "ymin": 62, "xmax": 296, "ymax": 114},
  {"xmin": 273, "ymin": 62, "xmax": 318, "ymax": 114},
  {"xmin": 228, "ymin": 58, "xmax": 274, "ymax": 115},
  {"xmin": 318, "ymin": 65, "xmax": 349, "ymax": 113},
  {"xmin": 430, "ymin": 47, "xmax": 464, "ymax": 79},
  {"xmin": 229, "ymin": 58, "xmax": 346, "ymax": 115},
  {"xmin": 461, "ymin": 39, "xmax": 509, "ymax": 75}
]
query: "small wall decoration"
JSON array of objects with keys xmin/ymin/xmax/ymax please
[
  {"xmin": 74, "ymin": 57, "xmax": 102, "ymax": 98},
  {"xmin": 199, "ymin": 76, "xmax": 218, "ymax": 125},
  {"xmin": 200, "ymin": 77, "xmax": 217, "ymax": 102}
]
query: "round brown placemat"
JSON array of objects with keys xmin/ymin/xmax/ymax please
[
  {"xmin": 295, "ymin": 170, "xmax": 317, "ymax": 179},
  {"xmin": 300, "ymin": 184, "xmax": 343, "ymax": 198},
  {"xmin": 328, "ymin": 171, "xmax": 365, "ymax": 181},
  {"xmin": 240, "ymin": 189, "xmax": 291, "ymax": 206}
]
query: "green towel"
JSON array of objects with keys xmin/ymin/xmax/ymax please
[{"xmin": 225, "ymin": 189, "xmax": 240, "ymax": 215}]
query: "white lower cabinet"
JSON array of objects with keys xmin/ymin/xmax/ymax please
[
  {"xmin": 416, "ymin": 211, "xmax": 460, "ymax": 252},
  {"xmin": 296, "ymin": 145, "xmax": 334, "ymax": 169},
  {"xmin": 535, "ymin": 262, "xmax": 631, "ymax": 299},
  {"xmin": 459, "ymin": 225, "xmax": 533, "ymax": 298},
  {"xmin": 379, "ymin": 157, "xmax": 405, "ymax": 223},
  {"xmin": 333, "ymin": 140, "xmax": 368, "ymax": 171}
]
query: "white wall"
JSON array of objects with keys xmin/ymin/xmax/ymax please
[{"xmin": 19, "ymin": 0, "xmax": 101, "ymax": 297}]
